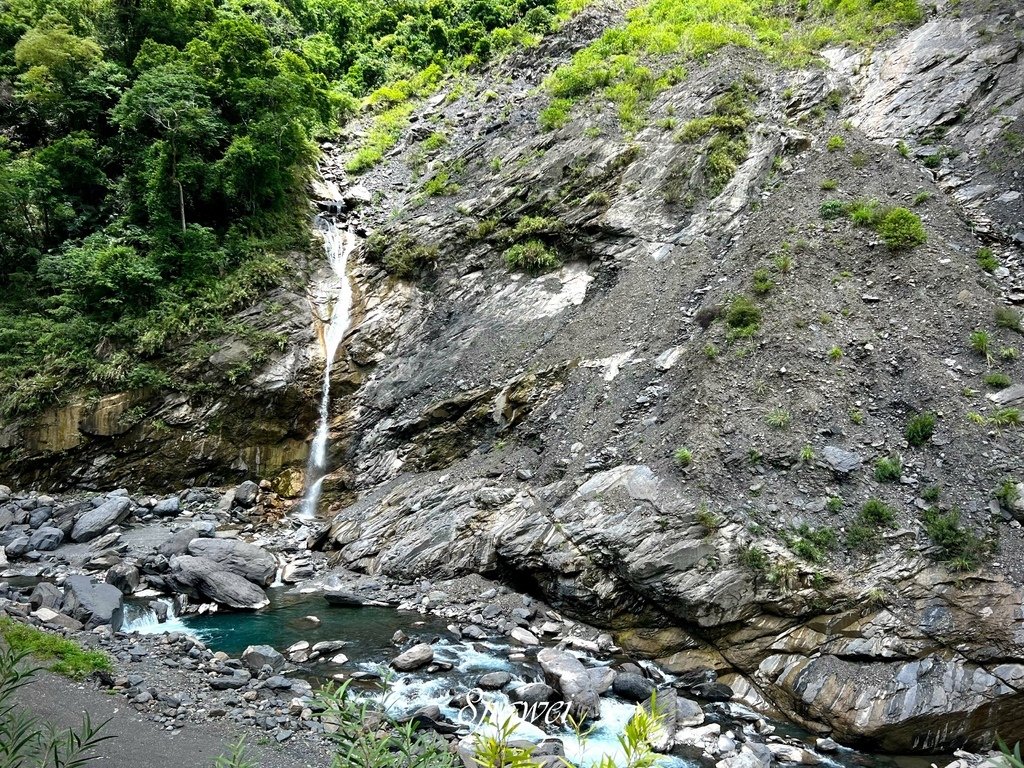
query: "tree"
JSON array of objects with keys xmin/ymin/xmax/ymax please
[{"xmin": 113, "ymin": 63, "xmax": 223, "ymax": 232}]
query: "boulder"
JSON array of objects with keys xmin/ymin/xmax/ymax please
[
  {"xmin": 106, "ymin": 562, "xmax": 141, "ymax": 595},
  {"xmin": 151, "ymin": 497, "xmax": 181, "ymax": 517},
  {"xmin": 157, "ymin": 526, "xmax": 210, "ymax": 558},
  {"xmin": 820, "ymin": 446, "xmax": 862, "ymax": 475},
  {"xmin": 508, "ymin": 682, "xmax": 556, "ymax": 704},
  {"xmin": 510, "ymin": 627, "xmax": 540, "ymax": 645},
  {"xmin": 71, "ymin": 496, "xmax": 132, "ymax": 542},
  {"xmin": 30, "ymin": 581, "xmax": 63, "ymax": 611},
  {"xmin": 478, "ymin": 671, "xmax": 512, "ymax": 689},
  {"xmin": 29, "ymin": 526, "xmax": 64, "ymax": 552},
  {"xmin": 391, "ymin": 643, "xmax": 434, "ymax": 671},
  {"xmin": 28, "ymin": 507, "xmax": 52, "ymax": 529},
  {"xmin": 169, "ymin": 555, "xmax": 269, "ymax": 610},
  {"xmin": 587, "ymin": 666, "xmax": 616, "ymax": 695},
  {"xmin": 33, "ymin": 607, "xmax": 84, "ymax": 631},
  {"xmin": 242, "ymin": 644, "xmax": 285, "ymax": 674},
  {"xmin": 343, "ymin": 185, "xmax": 373, "ymax": 207},
  {"xmin": 234, "ymin": 481, "xmax": 259, "ymax": 508},
  {"xmin": 612, "ymin": 672, "xmax": 656, "ymax": 703},
  {"xmin": 187, "ymin": 538, "xmax": 276, "ymax": 586},
  {"xmin": 323, "ymin": 590, "xmax": 366, "ymax": 607},
  {"xmin": 5, "ymin": 535, "xmax": 30, "ymax": 558},
  {"xmin": 62, "ymin": 575, "xmax": 124, "ymax": 630},
  {"xmin": 537, "ymin": 647, "xmax": 601, "ymax": 720},
  {"xmin": 676, "ymin": 696, "xmax": 705, "ymax": 727}
]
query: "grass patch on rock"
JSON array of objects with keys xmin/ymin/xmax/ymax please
[{"xmin": 0, "ymin": 618, "xmax": 111, "ymax": 680}]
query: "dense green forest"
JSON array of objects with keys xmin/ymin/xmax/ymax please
[{"xmin": 0, "ymin": 0, "xmax": 566, "ymax": 417}]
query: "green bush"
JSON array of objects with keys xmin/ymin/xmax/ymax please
[
  {"xmin": 874, "ymin": 456, "xmax": 902, "ymax": 482},
  {"xmin": 739, "ymin": 545, "xmax": 769, "ymax": 571},
  {"xmin": 977, "ymin": 247, "xmax": 999, "ymax": 273},
  {"xmin": 860, "ymin": 498, "xmax": 897, "ymax": 526},
  {"xmin": 725, "ymin": 294, "xmax": 761, "ymax": 339},
  {"xmin": 504, "ymin": 240, "xmax": 562, "ymax": 274},
  {"xmin": 381, "ymin": 236, "xmax": 439, "ymax": 278},
  {"xmin": 789, "ymin": 524, "xmax": 837, "ymax": 563},
  {"xmin": 752, "ymin": 267, "xmax": 774, "ymax": 295},
  {"xmin": 876, "ymin": 207, "xmax": 926, "ymax": 250},
  {"xmin": 995, "ymin": 306, "xmax": 1022, "ymax": 332},
  {"xmin": 984, "ymin": 372, "xmax": 1011, "ymax": 389},
  {"xmin": 920, "ymin": 507, "xmax": 986, "ymax": 571},
  {"xmin": 674, "ymin": 446, "xmax": 693, "ymax": 467},
  {"xmin": 826, "ymin": 135, "xmax": 846, "ymax": 151},
  {"xmin": 905, "ymin": 411, "xmax": 936, "ymax": 447},
  {"xmin": 819, "ymin": 199, "xmax": 846, "ymax": 219}
]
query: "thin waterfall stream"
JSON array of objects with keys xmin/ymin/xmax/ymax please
[{"xmin": 300, "ymin": 216, "xmax": 356, "ymax": 520}]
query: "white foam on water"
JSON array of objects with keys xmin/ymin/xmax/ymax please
[{"xmin": 121, "ymin": 599, "xmax": 192, "ymax": 636}]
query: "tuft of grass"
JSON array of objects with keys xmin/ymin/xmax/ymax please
[
  {"xmin": 819, "ymin": 199, "xmax": 846, "ymax": 219},
  {"xmin": 849, "ymin": 408, "xmax": 865, "ymax": 425},
  {"xmin": 789, "ymin": 524, "xmax": 837, "ymax": 563},
  {"xmin": 826, "ymin": 135, "xmax": 846, "ymax": 152},
  {"xmin": 994, "ymin": 479, "xmax": 1020, "ymax": 511},
  {"xmin": 820, "ymin": 178, "xmax": 838, "ymax": 190},
  {"xmin": 421, "ymin": 131, "xmax": 448, "ymax": 152},
  {"xmin": 739, "ymin": 545, "xmax": 769, "ymax": 571},
  {"xmin": 976, "ymin": 247, "xmax": 999, "ymax": 273},
  {"xmin": 725, "ymin": 294, "xmax": 761, "ymax": 340},
  {"xmin": 828, "ymin": 345, "xmax": 843, "ymax": 361},
  {"xmin": 874, "ymin": 455, "xmax": 902, "ymax": 482},
  {"xmin": 921, "ymin": 485, "xmax": 941, "ymax": 503},
  {"xmin": 984, "ymin": 372, "xmax": 1011, "ymax": 389},
  {"xmin": 921, "ymin": 507, "xmax": 987, "ymax": 571},
  {"xmin": 674, "ymin": 446, "xmax": 693, "ymax": 467},
  {"xmin": 904, "ymin": 411, "xmax": 936, "ymax": 447},
  {"xmin": 695, "ymin": 504, "xmax": 719, "ymax": 531},
  {"xmin": 0, "ymin": 618, "xmax": 112, "ymax": 680},
  {"xmin": 860, "ymin": 498, "xmax": 897, "ymax": 526},
  {"xmin": 995, "ymin": 306, "xmax": 1022, "ymax": 332},
  {"xmin": 773, "ymin": 252, "xmax": 794, "ymax": 273},
  {"xmin": 911, "ymin": 191, "xmax": 932, "ymax": 206},
  {"xmin": 504, "ymin": 240, "xmax": 562, "ymax": 274},
  {"xmin": 991, "ymin": 407, "xmax": 1021, "ymax": 428},
  {"xmin": 765, "ymin": 408, "xmax": 791, "ymax": 429},
  {"xmin": 752, "ymin": 267, "xmax": 774, "ymax": 295},
  {"xmin": 799, "ymin": 444, "xmax": 815, "ymax": 462},
  {"xmin": 826, "ymin": 495, "xmax": 843, "ymax": 513},
  {"xmin": 970, "ymin": 330, "xmax": 992, "ymax": 360}
]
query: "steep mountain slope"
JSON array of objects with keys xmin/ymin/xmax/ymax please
[
  {"xmin": 312, "ymin": 0, "xmax": 1024, "ymax": 750},
  {"xmin": 3, "ymin": 0, "xmax": 1023, "ymax": 751}
]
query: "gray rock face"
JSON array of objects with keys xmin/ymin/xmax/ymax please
[
  {"xmin": 62, "ymin": 575, "xmax": 124, "ymax": 630},
  {"xmin": 242, "ymin": 644, "xmax": 285, "ymax": 673},
  {"xmin": 820, "ymin": 446, "xmax": 862, "ymax": 475},
  {"xmin": 168, "ymin": 555, "xmax": 269, "ymax": 610},
  {"xmin": 234, "ymin": 481, "xmax": 259, "ymax": 508},
  {"xmin": 186, "ymin": 538, "xmax": 276, "ymax": 586},
  {"xmin": 157, "ymin": 526, "xmax": 211, "ymax": 557},
  {"xmin": 29, "ymin": 526, "xmax": 64, "ymax": 552},
  {"xmin": 537, "ymin": 647, "xmax": 601, "ymax": 721},
  {"xmin": 71, "ymin": 496, "xmax": 132, "ymax": 542},
  {"xmin": 391, "ymin": 643, "xmax": 434, "ymax": 671},
  {"xmin": 5, "ymin": 535, "xmax": 30, "ymax": 558}
]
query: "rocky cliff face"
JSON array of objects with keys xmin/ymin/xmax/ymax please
[{"xmin": 5, "ymin": 0, "xmax": 1024, "ymax": 752}]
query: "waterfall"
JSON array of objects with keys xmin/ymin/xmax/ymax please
[{"xmin": 299, "ymin": 217, "xmax": 356, "ymax": 520}]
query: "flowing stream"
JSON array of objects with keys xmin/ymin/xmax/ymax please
[{"xmin": 300, "ymin": 217, "xmax": 356, "ymax": 520}]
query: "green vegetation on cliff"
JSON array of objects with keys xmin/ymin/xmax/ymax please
[{"xmin": 0, "ymin": 0, "xmax": 579, "ymax": 417}]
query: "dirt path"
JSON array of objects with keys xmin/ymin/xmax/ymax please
[{"xmin": 13, "ymin": 669, "xmax": 326, "ymax": 768}]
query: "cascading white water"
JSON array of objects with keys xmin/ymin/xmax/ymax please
[{"xmin": 299, "ymin": 217, "xmax": 356, "ymax": 520}]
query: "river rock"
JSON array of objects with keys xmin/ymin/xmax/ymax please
[
  {"xmin": 5, "ymin": 535, "xmax": 30, "ymax": 558},
  {"xmin": 768, "ymin": 744, "xmax": 821, "ymax": 764},
  {"xmin": 613, "ymin": 672, "xmax": 656, "ymax": 703},
  {"xmin": 510, "ymin": 627, "xmax": 540, "ymax": 645},
  {"xmin": 151, "ymin": 497, "xmax": 181, "ymax": 517},
  {"xmin": 508, "ymin": 682, "xmax": 556, "ymax": 704},
  {"xmin": 242, "ymin": 644, "xmax": 285, "ymax": 673},
  {"xmin": 478, "ymin": 671, "xmax": 512, "ymax": 689},
  {"xmin": 30, "ymin": 581, "xmax": 63, "ymax": 611},
  {"xmin": 71, "ymin": 496, "xmax": 132, "ymax": 542},
  {"xmin": 391, "ymin": 643, "xmax": 434, "ymax": 671},
  {"xmin": 587, "ymin": 666, "xmax": 616, "ymax": 694},
  {"xmin": 168, "ymin": 555, "xmax": 270, "ymax": 609},
  {"xmin": 106, "ymin": 562, "xmax": 141, "ymax": 594},
  {"xmin": 537, "ymin": 647, "xmax": 601, "ymax": 720},
  {"xmin": 157, "ymin": 526, "xmax": 211, "ymax": 557},
  {"xmin": 820, "ymin": 446, "xmax": 862, "ymax": 475},
  {"xmin": 186, "ymin": 538, "xmax": 276, "ymax": 586},
  {"xmin": 28, "ymin": 507, "xmax": 52, "ymax": 528},
  {"xmin": 28, "ymin": 526, "xmax": 63, "ymax": 552},
  {"xmin": 210, "ymin": 669, "xmax": 251, "ymax": 690},
  {"xmin": 323, "ymin": 590, "xmax": 365, "ymax": 607},
  {"xmin": 62, "ymin": 574, "xmax": 124, "ymax": 630},
  {"xmin": 234, "ymin": 481, "xmax": 259, "ymax": 508},
  {"xmin": 676, "ymin": 696, "xmax": 705, "ymax": 727},
  {"xmin": 717, "ymin": 743, "xmax": 773, "ymax": 768}
]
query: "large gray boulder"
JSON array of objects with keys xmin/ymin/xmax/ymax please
[
  {"xmin": 156, "ymin": 525, "xmax": 212, "ymax": 558},
  {"xmin": 391, "ymin": 643, "xmax": 434, "ymax": 671},
  {"xmin": 62, "ymin": 575, "xmax": 124, "ymax": 630},
  {"xmin": 241, "ymin": 644, "xmax": 285, "ymax": 673},
  {"xmin": 186, "ymin": 538, "xmax": 276, "ymax": 586},
  {"xmin": 612, "ymin": 672, "xmax": 656, "ymax": 703},
  {"xmin": 537, "ymin": 647, "xmax": 601, "ymax": 721},
  {"xmin": 30, "ymin": 581, "xmax": 63, "ymax": 611},
  {"xmin": 29, "ymin": 526, "xmax": 64, "ymax": 552},
  {"xmin": 234, "ymin": 481, "xmax": 259, "ymax": 508},
  {"xmin": 151, "ymin": 497, "xmax": 181, "ymax": 517},
  {"xmin": 105, "ymin": 562, "xmax": 141, "ymax": 595},
  {"xmin": 5, "ymin": 535, "xmax": 30, "ymax": 558},
  {"xmin": 71, "ymin": 496, "xmax": 132, "ymax": 542},
  {"xmin": 169, "ymin": 555, "xmax": 269, "ymax": 609}
]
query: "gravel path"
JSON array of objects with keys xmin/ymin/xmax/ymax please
[{"xmin": 12, "ymin": 669, "xmax": 323, "ymax": 768}]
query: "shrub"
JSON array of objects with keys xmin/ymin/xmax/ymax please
[
  {"xmin": 977, "ymin": 247, "xmax": 999, "ymax": 273},
  {"xmin": 739, "ymin": 545, "xmax": 769, "ymax": 571},
  {"xmin": 799, "ymin": 444, "xmax": 815, "ymax": 462},
  {"xmin": 874, "ymin": 456, "xmax": 902, "ymax": 482},
  {"xmin": 819, "ymin": 199, "xmax": 846, "ymax": 219},
  {"xmin": 921, "ymin": 507, "xmax": 986, "ymax": 570},
  {"xmin": 905, "ymin": 411, "xmax": 936, "ymax": 447},
  {"xmin": 421, "ymin": 131, "xmax": 448, "ymax": 151},
  {"xmin": 860, "ymin": 498, "xmax": 897, "ymax": 526},
  {"xmin": 826, "ymin": 495, "xmax": 843, "ymax": 513},
  {"xmin": 752, "ymin": 267, "xmax": 774, "ymax": 295},
  {"xmin": 725, "ymin": 295, "xmax": 761, "ymax": 339},
  {"xmin": 921, "ymin": 485, "xmax": 941, "ymax": 503},
  {"xmin": 995, "ymin": 306, "xmax": 1022, "ymax": 332},
  {"xmin": 695, "ymin": 504, "xmax": 719, "ymax": 531},
  {"xmin": 876, "ymin": 207, "xmax": 926, "ymax": 250},
  {"xmin": 382, "ymin": 236, "xmax": 439, "ymax": 278},
  {"xmin": 773, "ymin": 252, "xmax": 794, "ymax": 273},
  {"xmin": 826, "ymin": 135, "xmax": 845, "ymax": 151},
  {"xmin": 849, "ymin": 199, "xmax": 883, "ymax": 226},
  {"xmin": 970, "ymin": 330, "xmax": 991, "ymax": 358},
  {"xmin": 510, "ymin": 215, "xmax": 563, "ymax": 239},
  {"xmin": 674, "ymin": 447, "xmax": 693, "ymax": 467},
  {"xmin": 984, "ymin": 372, "xmax": 1011, "ymax": 389},
  {"xmin": 789, "ymin": 524, "xmax": 837, "ymax": 563},
  {"xmin": 828, "ymin": 345, "xmax": 843, "ymax": 360},
  {"xmin": 504, "ymin": 240, "xmax": 561, "ymax": 274},
  {"xmin": 994, "ymin": 479, "xmax": 1020, "ymax": 510}
]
